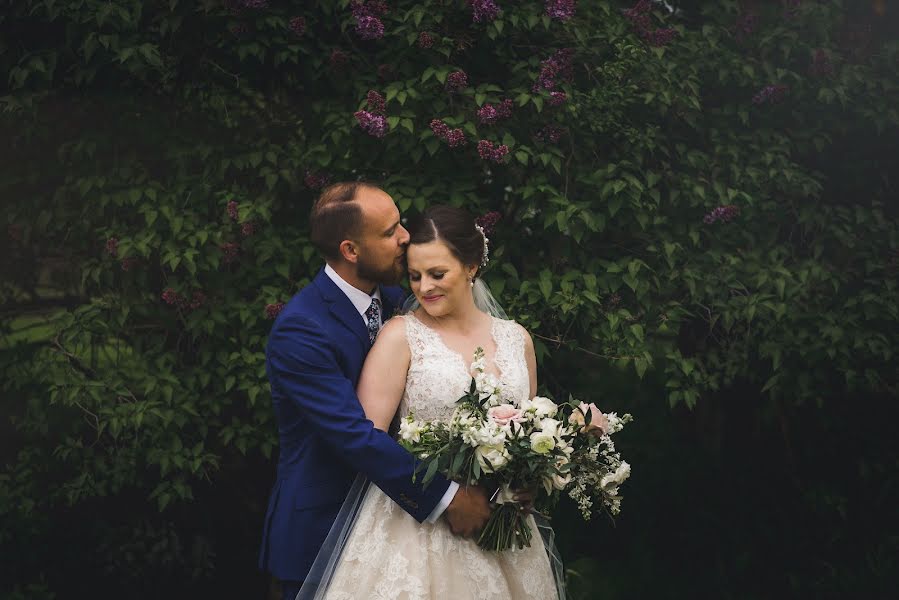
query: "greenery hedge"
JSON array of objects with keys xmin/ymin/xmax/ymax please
[{"xmin": 2, "ymin": 1, "xmax": 897, "ymax": 597}]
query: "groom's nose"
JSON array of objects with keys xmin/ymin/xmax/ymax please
[{"xmin": 397, "ymin": 224, "xmax": 410, "ymax": 246}]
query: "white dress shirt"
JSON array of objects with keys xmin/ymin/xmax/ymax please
[{"xmin": 323, "ymin": 264, "xmax": 458, "ymax": 522}]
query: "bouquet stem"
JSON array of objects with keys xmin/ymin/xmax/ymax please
[{"xmin": 477, "ymin": 503, "xmax": 532, "ymax": 552}]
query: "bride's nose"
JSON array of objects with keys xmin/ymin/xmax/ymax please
[{"xmin": 418, "ymin": 276, "xmax": 436, "ymax": 293}]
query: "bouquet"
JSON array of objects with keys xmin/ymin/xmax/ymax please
[{"xmin": 398, "ymin": 348, "xmax": 633, "ymax": 551}]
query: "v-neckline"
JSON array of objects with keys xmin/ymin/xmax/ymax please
[{"xmin": 409, "ymin": 311, "xmax": 504, "ymax": 380}]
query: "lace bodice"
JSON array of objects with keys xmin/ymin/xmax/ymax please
[{"xmin": 398, "ymin": 313, "xmax": 531, "ymax": 422}]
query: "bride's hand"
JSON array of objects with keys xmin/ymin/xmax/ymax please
[{"xmin": 444, "ymin": 484, "xmax": 491, "ymax": 538}]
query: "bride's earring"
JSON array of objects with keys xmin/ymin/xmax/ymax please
[{"xmin": 468, "ymin": 274, "xmax": 474, "ymax": 287}]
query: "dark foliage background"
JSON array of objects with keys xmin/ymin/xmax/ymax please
[{"xmin": 2, "ymin": 1, "xmax": 897, "ymax": 598}]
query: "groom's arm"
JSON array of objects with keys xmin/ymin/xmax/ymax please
[{"xmin": 267, "ymin": 314, "xmax": 450, "ymax": 522}]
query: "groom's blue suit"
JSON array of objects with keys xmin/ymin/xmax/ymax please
[{"xmin": 258, "ymin": 268, "xmax": 452, "ymax": 584}]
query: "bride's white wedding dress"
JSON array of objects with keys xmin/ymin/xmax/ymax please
[{"xmin": 311, "ymin": 313, "xmax": 560, "ymax": 600}]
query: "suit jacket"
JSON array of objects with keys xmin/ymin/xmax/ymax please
[{"xmin": 258, "ymin": 268, "xmax": 451, "ymax": 582}]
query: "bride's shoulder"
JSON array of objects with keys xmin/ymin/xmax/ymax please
[
  {"xmin": 372, "ymin": 315, "xmax": 411, "ymax": 351},
  {"xmin": 494, "ymin": 317, "xmax": 535, "ymax": 350},
  {"xmin": 380, "ymin": 314, "xmax": 410, "ymax": 337}
]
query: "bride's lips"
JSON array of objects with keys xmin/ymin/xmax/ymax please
[{"xmin": 421, "ymin": 294, "xmax": 443, "ymax": 303}]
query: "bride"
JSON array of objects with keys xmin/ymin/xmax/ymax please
[{"xmin": 297, "ymin": 205, "xmax": 563, "ymax": 599}]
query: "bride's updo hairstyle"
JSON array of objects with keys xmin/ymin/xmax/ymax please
[{"xmin": 406, "ymin": 205, "xmax": 486, "ymax": 278}]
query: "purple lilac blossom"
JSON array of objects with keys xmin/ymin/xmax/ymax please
[
  {"xmin": 446, "ymin": 70, "xmax": 469, "ymax": 92},
  {"xmin": 703, "ymin": 204, "xmax": 740, "ymax": 224},
  {"xmin": 545, "ymin": 0, "xmax": 576, "ymax": 21},
  {"xmin": 367, "ymin": 90, "xmax": 386, "ymax": 114},
  {"xmin": 446, "ymin": 129, "xmax": 467, "ymax": 148},
  {"xmin": 475, "ymin": 211, "xmax": 502, "ymax": 236},
  {"xmin": 532, "ymin": 48, "xmax": 574, "ymax": 92},
  {"xmin": 354, "ymin": 110, "xmax": 388, "ymax": 138},
  {"xmin": 477, "ymin": 104, "xmax": 498, "ymax": 125},
  {"xmin": 430, "ymin": 119, "xmax": 450, "ymax": 139},
  {"xmin": 265, "ymin": 302, "xmax": 285, "ymax": 319},
  {"xmin": 329, "ymin": 49, "xmax": 349, "ymax": 69},
  {"xmin": 477, "ymin": 140, "xmax": 509, "ymax": 163},
  {"xmin": 162, "ymin": 288, "xmax": 181, "ymax": 305},
  {"xmin": 304, "ymin": 171, "xmax": 330, "ymax": 189},
  {"xmin": 648, "ymin": 27, "xmax": 677, "ymax": 47},
  {"xmin": 549, "ymin": 91, "xmax": 567, "ymax": 106},
  {"xmin": 220, "ymin": 242, "xmax": 240, "ymax": 264},
  {"xmin": 752, "ymin": 84, "xmax": 789, "ymax": 105},
  {"xmin": 478, "ymin": 99, "xmax": 513, "ymax": 124},
  {"xmin": 418, "ymin": 31, "xmax": 434, "ymax": 48},
  {"xmin": 289, "ymin": 16, "xmax": 306, "ymax": 36},
  {"xmin": 470, "ymin": 0, "xmax": 500, "ymax": 23},
  {"xmin": 355, "ymin": 15, "xmax": 384, "ymax": 40},
  {"xmin": 535, "ymin": 125, "xmax": 564, "ymax": 144}
]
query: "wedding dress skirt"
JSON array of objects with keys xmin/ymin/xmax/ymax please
[
  {"xmin": 319, "ymin": 483, "xmax": 558, "ymax": 600},
  {"xmin": 299, "ymin": 314, "xmax": 562, "ymax": 600}
]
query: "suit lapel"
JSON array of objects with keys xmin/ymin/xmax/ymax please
[
  {"xmin": 379, "ymin": 286, "xmax": 396, "ymax": 322},
  {"xmin": 313, "ymin": 270, "xmax": 370, "ymax": 348}
]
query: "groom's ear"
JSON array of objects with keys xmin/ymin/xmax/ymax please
[{"xmin": 338, "ymin": 239, "xmax": 359, "ymax": 264}]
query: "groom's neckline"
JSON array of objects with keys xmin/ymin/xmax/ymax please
[{"xmin": 324, "ymin": 264, "xmax": 382, "ymax": 318}]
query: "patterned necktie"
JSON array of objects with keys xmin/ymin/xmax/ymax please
[{"xmin": 365, "ymin": 297, "xmax": 382, "ymax": 344}]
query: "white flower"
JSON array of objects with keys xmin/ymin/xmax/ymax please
[
  {"xmin": 474, "ymin": 372, "xmax": 502, "ymax": 405},
  {"xmin": 551, "ymin": 471, "xmax": 572, "ymax": 490},
  {"xmin": 475, "ymin": 444, "xmax": 510, "ymax": 473},
  {"xmin": 399, "ymin": 419, "xmax": 424, "ymax": 443},
  {"xmin": 603, "ymin": 412, "xmax": 634, "ymax": 435},
  {"xmin": 463, "ymin": 423, "xmax": 506, "ymax": 448},
  {"xmin": 600, "ymin": 461, "xmax": 631, "ymax": 489},
  {"xmin": 530, "ymin": 431, "xmax": 556, "ymax": 454},
  {"xmin": 470, "ymin": 347, "xmax": 486, "ymax": 373},
  {"xmin": 523, "ymin": 396, "xmax": 558, "ymax": 418},
  {"xmin": 538, "ymin": 417, "xmax": 562, "ymax": 438}
]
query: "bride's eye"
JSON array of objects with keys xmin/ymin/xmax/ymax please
[
  {"xmin": 409, "ymin": 273, "xmax": 421, "ymax": 281},
  {"xmin": 432, "ymin": 273, "xmax": 445, "ymax": 280}
]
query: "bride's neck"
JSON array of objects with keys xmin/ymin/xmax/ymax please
[{"xmin": 421, "ymin": 295, "xmax": 485, "ymax": 334}]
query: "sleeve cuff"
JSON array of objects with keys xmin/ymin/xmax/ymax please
[{"xmin": 424, "ymin": 481, "xmax": 459, "ymax": 523}]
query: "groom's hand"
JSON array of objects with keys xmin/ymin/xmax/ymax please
[{"xmin": 444, "ymin": 484, "xmax": 490, "ymax": 538}]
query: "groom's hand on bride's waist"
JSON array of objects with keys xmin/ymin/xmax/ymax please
[{"xmin": 444, "ymin": 484, "xmax": 490, "ymax": 538}]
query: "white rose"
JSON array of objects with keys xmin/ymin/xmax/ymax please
[
  {"xmin": 551, "ymin": 471, "xmax": 572, "ymax": 490},
  {"xmin": 601, "ymin": 461, "xmax": 631, "ymax": 489},
  {"xmin": 530, "ymin": 431, "xmax": 556, "ymax": 454},
  {"xmin": 475, "ymin": 444, "xmax": 509, "ymax": 473},
  {"xmin": 526, "ymin": 396, "xmax": 558, "ymax": 418}
]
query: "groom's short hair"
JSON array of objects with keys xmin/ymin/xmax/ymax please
[{"xmin": 309, "ymin": 181, "xmax": 375, "ymax": 260}]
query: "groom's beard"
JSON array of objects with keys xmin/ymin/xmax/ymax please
[{"xmin": 357, "ymin": 253, "xmax": 405, "ymax": 286}]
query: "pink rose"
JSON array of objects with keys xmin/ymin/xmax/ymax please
[
  {"xmin": 488, "ymin": 404, "xmax": 525, "ymax": 426},
  {"xmin": 578, "ymin": 402, "xmax": 610, "ymax": 436}
]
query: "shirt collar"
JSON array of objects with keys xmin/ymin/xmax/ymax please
[{"xmin": 324, "ymin": 263, "xmax": 382, "ymax": 318}]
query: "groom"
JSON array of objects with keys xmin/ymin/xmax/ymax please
[{"xmin": 259, "ymin": 182, "xmax": 491, "ymax": 600}]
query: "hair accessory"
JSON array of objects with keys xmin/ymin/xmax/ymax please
[{"xmin": 474, "ymin": 224, "xmax": 489, "ymax": 269}]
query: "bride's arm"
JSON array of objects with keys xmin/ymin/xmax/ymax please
[
  {"xmin": 357, "ymin": 317, "xmax": 411, "ymax": 432},
  {"xmin": 519, "ymin": 324, "xmax": 538, "ymax": 398}
]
